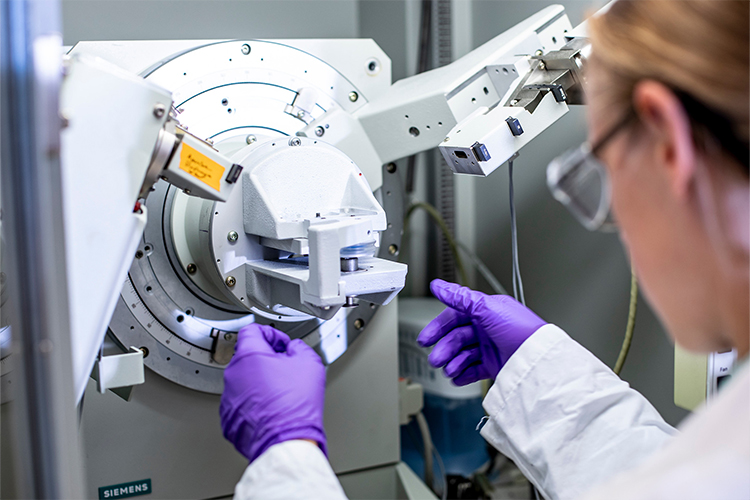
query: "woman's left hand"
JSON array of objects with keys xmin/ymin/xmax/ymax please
[{"xmin": 417, "ymin": 279, "xmax": 547, "ymax": 385}]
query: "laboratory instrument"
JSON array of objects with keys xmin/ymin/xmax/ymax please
[{"xmin": 1, "ymin": 4, "xmax": 603, "ymax": 498}]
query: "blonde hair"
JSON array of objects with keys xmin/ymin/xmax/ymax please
[{"xmin": 588, "ymin": 0, "xmax": 749, "ymax": 148}]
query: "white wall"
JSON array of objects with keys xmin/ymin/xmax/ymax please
[{"xmin": 61, "ymin": 0, "xmax": 359, "ymax": 45}]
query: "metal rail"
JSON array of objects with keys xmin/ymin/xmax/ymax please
[{"xmin": 0, "ymin": 0, "xmax": 85, "ymax": 497}]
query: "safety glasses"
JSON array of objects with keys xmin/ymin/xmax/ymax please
[{"xmin": 547, "ymin": 111, "xmax": 635, "ymax": 231}]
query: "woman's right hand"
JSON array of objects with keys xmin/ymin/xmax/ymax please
[{"xmin": 417, "ymin": 279, "xmax": 547, "ymax": 386}]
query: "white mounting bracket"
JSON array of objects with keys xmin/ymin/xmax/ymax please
[{"xmin": 95, "ymin": 347, "xmax": 145, "ymax": 394}]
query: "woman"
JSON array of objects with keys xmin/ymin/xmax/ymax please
[{"xmin": 219, "ymin": 2, "xmax": 749, "ymax": 498}]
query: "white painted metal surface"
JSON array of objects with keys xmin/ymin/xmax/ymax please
[
  {"xmin": 240, "ymin": 138, "xmax": 385, "ymax": 240},
  {"xmin": 354, "ymin": 5, "xmax": 571, "ymax": 164},
  {"xmin": 59, "ymin": 54, "xmax": 169, "ymax": 402},
  {"xmin": 70, "ymin": 39, "xmax": 393, "ymax": 190},
  {"xmin": 211, "ymin": 137, "xmax": 406, "ymax": 316},
  {"xmin": 441, "ymin": 91, "xmax": 569, "ymax": 176},
  {"xmin": 67, "ymin": 37, "xmax": 403, "ymax": 395},
  {"xmin": 96, "ymin": 347, "xmax": 145, "ymax": 393}
]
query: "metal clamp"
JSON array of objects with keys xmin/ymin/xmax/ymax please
[
  {"xmin": 523, "ymin": 83, "xmax": 567, "ymax": 103},
  {"xmin": 210, "ymin": 330, "xmax": 237, "ymax": 365}
]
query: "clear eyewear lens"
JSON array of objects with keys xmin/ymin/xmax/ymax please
[{"xmin": 547, "ymin": 143, "xmax": 616, "ymax": 232}]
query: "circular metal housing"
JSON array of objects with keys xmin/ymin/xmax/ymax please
[{"xmin": 108, "ymin": 40, "xmax": 402, "ymax": 394}]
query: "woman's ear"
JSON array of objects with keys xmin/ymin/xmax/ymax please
[{"xmin": 632, "ymin": 81, "xmax": 696, "ymax": 199}]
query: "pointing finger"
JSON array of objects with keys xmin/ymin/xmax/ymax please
[{"xmin": 430, "ymin": 279, "xmax": 485, "ymax": 316}]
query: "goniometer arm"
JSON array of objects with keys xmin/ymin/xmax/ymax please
[{"xmin": 298, "ymin": 5, "xmax": 587, "ymax": 176}]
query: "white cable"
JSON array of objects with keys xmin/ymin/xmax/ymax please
[
  {"xmin": 433, "ymin": 446, "xmax": 448, "ymax": 500},
  {"xmin": 508, "ymin": 159, "xmax": 526, "ymax": 305},
  {"xmin": 416, "ymin": 411, "xmax": 449, "ymax": 499},
  {"xmin": 415, "ymin": 412, "xmax": 435, "ymax": 491},
  {"xmin": 509, "ymin": 158, "xmax": 538, "ymax": 500},
  {"xmin": 508, "ymin": 161, "xmax": 519, "ymax": 300}
]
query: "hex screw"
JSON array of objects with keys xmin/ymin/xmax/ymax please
[
  {"xmin": 386, "ymin": 162, "xmax": 397, "ymax": 173},
  {"xmin": 246, "ymin": 134, "xmax": 257, "ymax": 145},
  {"xmin": 187, "ymin": 263, "xmax": 197, "ymax": 274},
  {"xmin": 354, "ymin": 318, "xmax": 365, "ymax": 330},
  {"xmin": 348, "ymin": 91, "xmax": 359, "ymax": 102},
  {"xmin": 227, "ymin": 230, "xmax": 239, "ymax": 242},
  {"xmin": 225, "ymin": 276, "xmax": 237, "ymax": 287},
  {"xmin": 388, "ymin": 244, "xmax": 398, "ymax": 256},
  {"xmin": 153, "ymin": 103, "xmax": 166, "ymax": 118},
  {"xmin": 241, "ymin": 44, "xmax": 251, "ymax": 55},
  {"xmin": 224, "ymin": 333, "xmax": 233, "ymax": 341},
  {"xmin": 289, "ymin": 137, "xmax": 302, "ymax": 147},
  {"xmin": 296, "ymin": 110, "xmax": 305, "ymax": 119},
  {"xmin": 315, "ymin": 126, "xmax": 325, "ymax": 137}
]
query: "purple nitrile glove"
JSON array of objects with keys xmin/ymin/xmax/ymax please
[
  {"xmin": 220, "ymin": 323, "xmax": 327, "ymax": 463},
  {"xmin": 417, "ymin": 279, "xmax": 546, "ymax": 386}
]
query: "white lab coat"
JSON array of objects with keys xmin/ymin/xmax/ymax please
[{"xmin": 234, "ymin": 324, "xmax": 750, "ymax": 500}]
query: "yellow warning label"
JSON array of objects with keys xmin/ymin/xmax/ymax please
[{"xmin": 179, "ymin": 143, "xmax": 225, "ymax": 192}]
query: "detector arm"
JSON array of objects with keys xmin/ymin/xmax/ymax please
[
  {"xmin": 297, "ymin": 5, "xmax": 594, "ymax": 178},
  {"xmin": 437, "ymin": 35, "xmax": 589, "ymax": 176}
]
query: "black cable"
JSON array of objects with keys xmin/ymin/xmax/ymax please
[
  {"xmin": 77, "ymin": 392, "xmax": 85, "ymax": 428},
  {"xmin": 406, "ymin": 155, "xmax": 417, "ymax": 194},
  {"xmin": 417, "ymin": 0, "xmax": 432, "ymax": 75}
]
